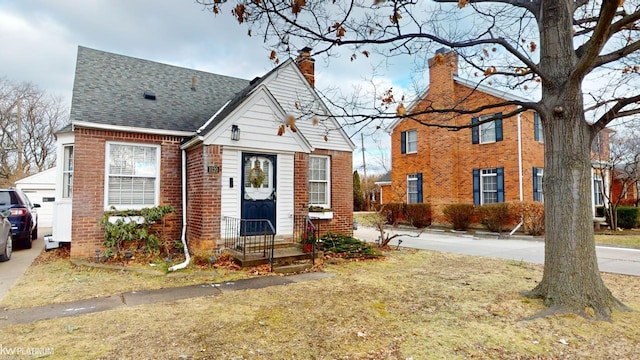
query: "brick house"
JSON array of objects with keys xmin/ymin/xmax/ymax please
[
  {"xmin": 385, "ymin": 49, "xmax": 609, "ymax": 224},
  {"xmin": 51, "ymin": 46, "xmax": 354, "ymax": 258}
]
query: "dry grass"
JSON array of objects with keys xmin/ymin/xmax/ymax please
[
  {"xmin": 1, "ymin": 249, "xmax": 254, "ymax": 309},
  {"xmin": 1, "ymin": 249, "xmax": 639, "ymax": 359},
  {"xmin": 594, "ymin": 233, "xmax": 640, "ymax": 248}
]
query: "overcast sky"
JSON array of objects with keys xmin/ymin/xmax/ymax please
[{"xmin": 0, "ymin": 0, "xmax": 399, "ymax": 175}]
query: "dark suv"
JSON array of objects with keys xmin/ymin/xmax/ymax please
[{"xmin": 0, "ymin": 189, "xmax": 40, "ymax": 248}]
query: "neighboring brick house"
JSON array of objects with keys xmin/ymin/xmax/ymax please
[
  {"xmin": 385, "ymin": 49, "xmax": 609, "ymax": 224},
  {"xmin": 51, "ymin": 46, "xmax": 354, "ymax": 258},
  {"xmin": 375, "ymin": 171, "xmax": 392, "ymax": 205}
]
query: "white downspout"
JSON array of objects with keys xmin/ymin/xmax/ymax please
[
  {"xmin": 591, "ymin": 170, "xmax": 596, "ymax": 218},
  {"xmin": 510, "ymin": 112, "xmax": 524, "ymax": 237},
  {"xmin": 169, "ymin": 149, "xmax": 190, "ymax": 271},
  {"xmin": 517, "ymin": 112, "xmax": 523, "ymax": 201}
]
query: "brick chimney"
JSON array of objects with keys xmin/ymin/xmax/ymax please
[
  {"xmin": 427, "ymin": 48, "xmax": 458, "ymax": 108},
  {"xmin": 296, "ymin": 47, "xmax": 315, "ymax": 88}
]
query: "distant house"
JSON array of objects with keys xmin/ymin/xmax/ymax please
[
  {"xmin": 384, "ymin": 49, "xmax": 610, "ymax": 223},
  {"xmin": 53, "ymin": 46, "xmax": 355, "ymax": 258},
  {"xmin": 15, "ymin": 168, "xmax": 55, "ymax": 228},
  {"xmin": 374, "ymin": 171, "xmax": 392, "ymax": 205}
]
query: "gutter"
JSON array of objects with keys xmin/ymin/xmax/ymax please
[{"xmin": 169, "ymin": 149, "xmax": 190, "ymax": 271}]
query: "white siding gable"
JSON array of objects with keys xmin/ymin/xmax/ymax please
[
  {"xmin": 202, "ymin": 85, "xmax": 312, "ymax": 154},
  {"xmin": 262, "ymin": 60, "xmax": 355, "ymax": 152}
]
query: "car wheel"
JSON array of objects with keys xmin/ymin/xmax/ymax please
[
  {"xmin": 0, "ymin": 235, "xmax": 12, "ymax": 262},
  {"xmin": 20, "ymin": 234, "xmax": 32, "ymax": 249},
  {"xmin": 31, "ymin": 225, "xmax": 38, "ymax": 240}
]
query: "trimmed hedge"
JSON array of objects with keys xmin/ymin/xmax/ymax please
[
  {"xmin": 595, "ymin": 206, "xmax": 639, "ymax": 229},
  {"xmin": 442, "ymin": 204, "xmax": 476, "ymax": 230},
  {"xmin": 616, "ymin": 207, "xmax": 640, "ymax": 229},
  {"xmin": 379, "ymin": 202, "xmax": 432, "ymax": 229},
  {"xmin": 508, "ymin": 201, "xmax": 544, "ymax": 236},
  {"xmin": 477, "ymin": 203, "xmax": 512, "ymax": 233},
  {"xmin": 406, "ymin": 203, "xmax": 432, "ymax": 228},
  {"xmin": 380, "ymin": 203, "xmax": 405, "ymax": 226}
]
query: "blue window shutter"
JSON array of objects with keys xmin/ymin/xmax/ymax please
[
  {"xmin": 471, "ymin": 117, "xmax": 479, "ymax": 144},
  {"xmin": 497, "ymin": 167, "xmax": 505, "ymax": 202},
  {"xmin": 534, "ymin": 113, "xmax": 541, "ymax": 141},
  {"xmin": 495, "ymin": 113, "xmax": 503, "ymax": 142},
  {"xmin": 401, "ymin": 131, "xmax": 406, "ymax": 154},
  {"xmin": 533, "ymin": 167, "xmax": 539, "ymax": 202},
  {"xmin": 473, "ymin": 169, "xmax": 480, "ymax": 204},
  {"xmin": 417, "ymin": 173, "xmax": 423, "ymax": 203}
]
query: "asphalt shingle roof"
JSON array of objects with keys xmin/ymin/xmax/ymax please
[
  {"xmin": 377, "ymin": 171, "xmax": 391, "ymax": 182},
  {"xmin": 69, "ymin": 46, "xmax": 250, "ymax": 133}
]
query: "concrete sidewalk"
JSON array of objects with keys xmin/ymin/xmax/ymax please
[{"xmin": 0, "ymin": 272, "xmax": 334, "ymax": 328}]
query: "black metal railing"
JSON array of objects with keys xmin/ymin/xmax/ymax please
[
  {"xmin": 223, "ymin": 216, "xmax": 276, "ymax": 270},
  {"xmin": 294, "ymin": 215, "xmax": 319, "ymax": 265}
]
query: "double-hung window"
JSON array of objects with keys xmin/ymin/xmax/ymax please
[
  {"xmin": 533, "ymin": 167, "xmax": 544, "ymax": 202},
  {"xmin": 472, "ymin": 113, "xmax": 503, "ymax": 144},
  {"xmin": 105, "ymin": 142, "xmax": 160, "ymax": 210},
  {"xmin": 593, "ymin": 174, "xmax": 604, "ymax": 206},
  {"xmin": 473, "ymin": 167, "xmax": 504, "ymax": 205},
  {"xmin": 407, "ymin": 173, "xmax": 423, "ymax": 204},
  {"xmin": 481, "ymin": 169, "xmax": 498, "ymax": 204},
  {"xmin": 534, "ymin": 113, "xmax": 544, "ymax": 142},
  {"xmin": 400, "ymin": 130, "xmax": 417, "ymax": 154},
  {"xmin": 309, "ymin": 155, "xmax": 331, "ymax": 208},
  {"xmin": 62, "ymin": 145, "xmax": 74, "ymax": 198}
]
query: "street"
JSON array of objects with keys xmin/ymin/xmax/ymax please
[{"xmin": 354, "ymin": 226, "xmax": 640, "ymax": 276}]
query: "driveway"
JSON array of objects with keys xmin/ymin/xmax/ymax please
[
  {"xmin": 354, "ymin": 226, "xmax": 640, "ymax": 276},
  {"xmin": 0, "ymin": 228, "xmax": 47, "ymax": 301}
]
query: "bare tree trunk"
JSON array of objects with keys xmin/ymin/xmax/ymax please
[
  {"xmin": 526, "ymin": 104, "xmax": 627, "ymax": 318},
  {"xmin": 524, "ymin": 2, "xmax": 629, "ymax": 319}
]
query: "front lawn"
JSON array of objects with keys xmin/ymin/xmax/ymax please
[{"xmin": 0, "ymin": 248, "xmax": 638, "ymax": 359}]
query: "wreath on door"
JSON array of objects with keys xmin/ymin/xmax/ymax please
[{"xmin": 249, "ymin": 165, "xmax": 265, "ymax": 188}]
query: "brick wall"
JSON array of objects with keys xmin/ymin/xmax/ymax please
[
  {"xmin": 309, "ymin": 149, "xmax": 354, "ymax": 236},
  {"xmin": 294, "ymin": 152, "xmax": 310, "ymax": 217},
  {"xmin": 71, "ymin": 127, "xmax": 353, "ymax": 257},
  {"xmin": 390, "ymin": 51, "xmax": 545, "ymax": 224},
  {"xmin": 70, "ymin": 128, "xmax": 183, "ymax": 258},
  {"xmin": 186, "ymin": 144, "xmax": 222, "ymax": 251},
  {"xmin": 379, "ymin": 184, "xmax": 393, "ymax": 204}
]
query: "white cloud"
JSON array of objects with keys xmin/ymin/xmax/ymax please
[{"xmin": 0, "ymin": 0, "xmax": 399, "ymax": 171}]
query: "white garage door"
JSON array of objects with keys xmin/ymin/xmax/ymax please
[{"xmin": 20, "ymin": 189, "xmax": 55, "ymax": 228}]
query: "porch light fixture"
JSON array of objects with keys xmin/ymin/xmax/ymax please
[{"xmin": 231, "ymin": 124, "xmax": 240, "ymax": 141}]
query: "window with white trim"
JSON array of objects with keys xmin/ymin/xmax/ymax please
[
  {"xmin": 309, "ymin": 156, "xmax": 330, "ymax": 208},
  {"xmin": 472, "ymin": 113, "xmax": 503, "ymax": 144},
  {"xmin": 533, "ymin": 167, "xmax": 544, "ymax": 203},
  {"xmin": 481, "ymin": 168, "xmax": 498, "ymax": 204},
  {"xmin": 105, "ymin": 143, "xmax": 160, "ymax": 209},
  {"xmin": 400, "ymin": 130, "xmax": 417, "ymax": 154},
  {"xmin": 406, "ymin": 130, "xmax": 417, "ymax": 153},
  {"xmin": 407, "ymin": 174, "xmax": 419, "ymax": 204},
  {"xmin": 62, "ymin": 145, "xmax": 74, "ymax": 198},
  {"xmin": 479, "ymin": 115, "xmax": 497, "ymax": 143},
  {"xmin": 534, "ymin": 113, "xmax": 544, "ymax": 143},
  {"xmin": 593, "ymin": 174, "xmax": 604, "ymax": 207}
]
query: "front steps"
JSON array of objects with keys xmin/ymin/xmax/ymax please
[{"xmin": 227, "ymin": 242, "xmax": 320, "ymax": 273}]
